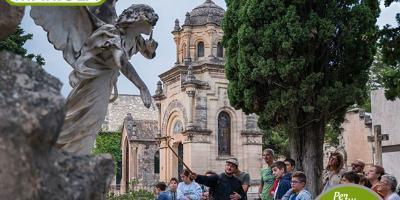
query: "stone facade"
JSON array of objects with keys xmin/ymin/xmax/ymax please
[
  {"xmin": 153, "ymin": 1, "xmax": 263, "ymax": 199},
  {"xmin": 371, "ymin": 89, "xmax": 400, "ymax": 180},
  {"xmin": 106, "ymin": 1, "xmax": 263, "ymax": 198},
  {"xmin": 120, "ymin": 114, "xmax": 159, "ymax": 193},
  {"xmin": 340, "ymin": 108, "xmax": 374, "ymax": 169},
  {"xmin": 102, "ymin": 95, "xmax": 157, "ymax": 131},
  {"xmin": 102, "ymin": 95, "xmax": 159, "ymax": 192},
  {"xmin": 0, "ymin": 51, "xmax": 114, "ymax": 200}
]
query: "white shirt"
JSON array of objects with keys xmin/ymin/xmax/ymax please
[{"xmin": 387, "ymin": 193, "xmax": 400, "ymax": 200}]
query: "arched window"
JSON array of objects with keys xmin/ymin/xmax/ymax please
[
  {"xmin": 154, "ymin": 151, "xmax": 160, "ymax": 174},
  {"xmin": 217, "ymin": 42, "xmax": 223, "ymax": 57},
  {"xmin": 172, "ymin": 120, "xmax": 183, "ymax": 135},
  {"xmin": 197, "ymin": 42, "xmax": 204, "ymax": 58},
  {"xmin": 218, "ymin": 111, "xmax": 231, "ymax": 155}
]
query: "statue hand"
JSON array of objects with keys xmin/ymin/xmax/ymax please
[
  {"xmin": 145, "ymin": 39, "xmax": 158, "ymax": 54},
  {"xmin": 139, "ymin": 86, "xmax": 152, "ymax": 108}
]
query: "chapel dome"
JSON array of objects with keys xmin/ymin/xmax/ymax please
[{"xmin": 184, "ymin": 0, "xmax": 225, "ymax": 26}]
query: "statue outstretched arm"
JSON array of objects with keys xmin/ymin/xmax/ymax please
[{"xmin": 120, "ymin": 60, "xmax": 152, "ymax": 108}]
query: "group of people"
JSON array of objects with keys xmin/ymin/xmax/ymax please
[
  {"xmin": 259, "ymin": 149, "xmax": 312, "ymax": 200},
  {"xmin": 323, "ymin": 152, "xmax": 400, "ymax": 200},
  {"xmin": 153, "ymin": 149, "xmax": 400, "ymax": 200},
  {"xmin": 154, "ymin": 157, "xmax": 249, "ymax": 200}
]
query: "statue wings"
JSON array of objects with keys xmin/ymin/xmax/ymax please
[{"xmin": 30, "ymin": 0, "xmax": 118, "ymax": 67}]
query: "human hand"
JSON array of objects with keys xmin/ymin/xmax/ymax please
[
  {"xmin": 145, "ymin": 39, "xmax": 158, "ymax": 54},
  {"xmin": 230, "ymin": 192, "xmax": 241, "ymax": 200},
  {"xmin": 189, "ymin": 172, "xmax": 197, "ymax": 180},
  {"xmin": 201, "ymin": 192, "xmax": 209, "ymax": 200}
]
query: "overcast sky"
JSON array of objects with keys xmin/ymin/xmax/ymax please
[{"xmin": 21, "ymin": 0, "xmax": 399, "ymax": 97}]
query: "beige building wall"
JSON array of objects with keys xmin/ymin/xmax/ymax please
[
  {"xmin": 154, "ymin": 3, "xmax": 263, "ymax": 198},
  {"xmin": 157, "ymin": 66, "xmax": 262, "ymax": 180},
  {"xmin": 371, "ymin": 89, "xmax": 400, "ymax": 181},
  {"xmin": 340, "ymin": 109, "xmax": 374, "ymax": 170}
]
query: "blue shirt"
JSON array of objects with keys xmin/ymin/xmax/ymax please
[{"xmin": 157, "ymin": 191, "xmax": 169, "ymax": 200}]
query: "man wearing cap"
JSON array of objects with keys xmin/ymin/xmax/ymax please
[
  {"xmin": 232, "ymin": 158, "xmax": 250, "ymax": 200},
  {"xmin": 190, "ymin": 158, "xmax": 246, "ymax": 200},
  {"xmin": 351, "ymin": 159, "xmax": 365, "ymax": 174}
]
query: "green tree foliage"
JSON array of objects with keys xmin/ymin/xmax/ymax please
[
  {"xmin": 93, "ymin": 131, "xmax": 122, "ymax": 173},
  {"xmin": 222, "ymin": 0, "xmax": 379, "ymax": 195},
  {"xmin": 263, "ymin": 126, "xmax": 289, "ymax": 158},
  {"xmin": 107, "ymin": 178, "xmax": 154, "ymax": 200},
  {"xmin": 379, "ymin": 0, "xmax": 400, "ymax": 100},
  {"xmin": 0, "ymin": 25, "xmax": 45, "ymax": 65},
  {"xmin": 107, "ymin": 189, "xmax": 154, "ymax": 200},
  {"xmin": 263, "ymin": 123, "xmax": 340, "ymax": 158},
  {"xmin": 324, "ymin": 123, "xmax": 339, "ymax": 146}
]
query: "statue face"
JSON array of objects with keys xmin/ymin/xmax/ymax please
[
  {"xmin": 135, "ymin": 20, "xmax": 153, "ymax": 35},
  {"xmin": 117, "ymin": 4, "xmax": 158, "ymax": 31}
]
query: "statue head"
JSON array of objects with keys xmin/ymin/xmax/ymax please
[{"xmin": 117, "ymin": 4, "xmax": 158, "ymax": 35}]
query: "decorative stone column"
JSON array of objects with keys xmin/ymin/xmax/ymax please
[
  {"xmin": 186, "ymin": 88, "xmax": 196, "ymax": 129},
  {"xmin": 184, "ymin": 64, "xmax": 196, "ymax": 130},
  {"xmin": 184, "ymin": 32, "xmax": 192, "ymax": 65},
  {"xmin": 183, "ymin": 12, "xmax": 192, "ymax": 65},
  {"xmin": 172, "ymin": 19, "xmax": 181, "ymax": 65},
  {"xmin": 152, "ymin": 81, "xmax": 167, "ymax": 181},
  {"xmin": 206, "ymin": 15, "xmax": 216, "ymax": 58},
  {"xmin": 153, "ymin": 81, "xmax": 165, "ymax": 137}
]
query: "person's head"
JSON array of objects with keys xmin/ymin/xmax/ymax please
[
  {"xmin": 341, "ymin": 171, "xmax": 360, "ymax": 184},
  {"xmin": 225, "ymin": 158, "xmax": 239, "ymax": 175},
  {"xmin": 262, "ymin": 149, "xmax": 275, "ymax": 164},
  {"xmin": 326, "ymin": 152, "xmax": 344, "ymax": 172},
  {"xmin": 377, "ymin": 174, "xmax": 398, "ymax": 197},
  {"xmin": 367, "ymin": 165, "xmax": 385, "ymax": 182},
  {"xmin": 271, "ymin": 161, "xmax": 287, "ymax": 179},
  {"xmin": 155, "ymin": 182, "xmax": 167, "ymax": 194},
  {"xmin": 351, "ymin": 159, "xmax": 365, "ymax": 173},
  {"xmin": 180, "ymin": 169, "xmax": 193, "ymax": 184},
  {"xmin": 291, "ymin": 171, "xmax": 307, "ymax": 193},
  {"xmin": 205, "ymin": 170, "xmax": 217, "ymax": 176},
  {"xmin": 284, "ymin": 158, "xmax": 295, "ymax": 173},
  {"xmin": 169, "ymin": 178, "xmax": 179, "ymax": 192}
]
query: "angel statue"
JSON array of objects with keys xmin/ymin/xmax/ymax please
[{"xmin": 31, "ymin": 0, "xmax": 159, "ymax": 155}]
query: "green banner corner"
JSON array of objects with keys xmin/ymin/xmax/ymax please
[
  {"xmin": 317, "ymin": 184, "xmax": 383, "ymax": 200},
  {"xmin": 5, "ymin": 0, "xmax": 106, "ymax": 6}
]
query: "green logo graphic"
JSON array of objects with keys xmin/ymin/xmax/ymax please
[
  {"xmin": 317, "ymin": 184, "xmax": 382, "ymax": 200},
  {"xmin": 6, "ymin": 0, "xmax": 105, "ymax": 6}
]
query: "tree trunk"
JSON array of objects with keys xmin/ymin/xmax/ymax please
[{"xmin": 289, "ymin": 120, "xmax": 325, "ymax": 198}]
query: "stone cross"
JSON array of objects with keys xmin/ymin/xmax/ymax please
[{"xmin": 367, "ymin": 125, "xmax": 389, "ymax": 165}]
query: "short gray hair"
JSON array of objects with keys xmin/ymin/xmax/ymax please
[
  {"xmin": 263, "ymin": 148, "xmax": 275, "ymax": 157},
  {"xmin": 382, "ymin": 174, "xmax": 398, "ymax": 192}
]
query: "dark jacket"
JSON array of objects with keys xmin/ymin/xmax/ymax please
[
  {"xmin": 195, "ymin": 173, "xmax": 246, "ymax": 200},
  {"xmin": 274, "ymin": 173, "xmax": 292, "ymax": 200},
  {"xmin": 157, "ymin": 191, "xmax": 169, "ymax": 200}
]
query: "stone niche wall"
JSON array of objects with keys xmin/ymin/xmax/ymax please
[
  {"xmin": 0, "ymin": 51, "xmax": 114, "ymax": 200},
  {"xmin": 136, "ymin": 143, "xmax": 160, "ymax": 188},
  {"xmin": 104, "ymin": 95, "xmax": 158, "ymax": 131}
]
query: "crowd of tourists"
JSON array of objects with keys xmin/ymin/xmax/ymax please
[
  {"xmin": 153, "ymin": 149, "xmax": 400, "ymax": 200},
  {"xmin": 322, "ymin": 152, "xmax": 400, "ymax": 200}
]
